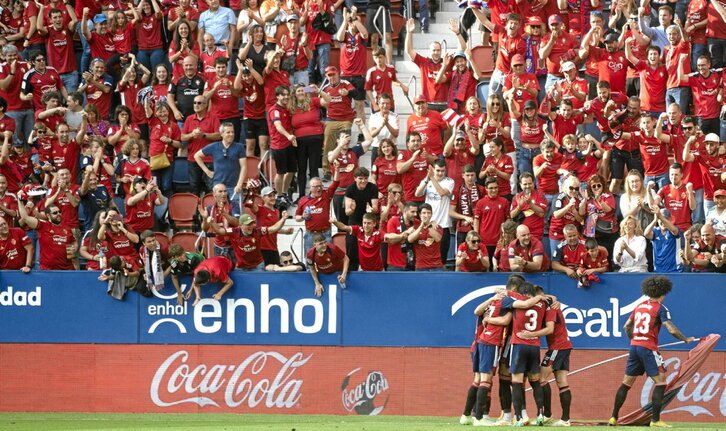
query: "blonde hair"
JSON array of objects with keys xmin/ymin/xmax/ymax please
[
  {"xmin": 619, "ymin": 215, "xmax": 643, "ymax": 237},
  {"xmin": 623, "ymin": 169, "xmax": 646, "ymax": 200}
]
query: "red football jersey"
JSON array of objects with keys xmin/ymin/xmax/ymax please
[
  {"xmin": 628, "ymin": 299, "xmax": 671, "ymax": 351},
  {"xmin": 657, "ymin": 184, "xmax": 692, "ymax": 231},
  {"xmin": 0, "ymin": 227, "xmax": 30, "ymax": 269},
  {"xmin": 397, "ymin": 150, "xmax": 429, "ymax": 202},
  {"xmin": 340, "ymin": 33, "xmax": 367, "ymax": 76},
  {"xmin": 589, "ymin": 47, "xmax": 628, "ymax": 93},
  {"xmin": 322, "ymin": 80, "xmax": 356, "ymax": 121},
  {"xmin": 511, "ymin": 190, "xmax": 549, "ymax": 239},
  {"xmin": 194, "ymin": 256, "xmax": 234, "ymax": 282},
  {"xmin": 413, "ymin": 54, "xmax": 447, "ymax": 102},
  {"xmin": 295, "ymin": 180, "xmax": 339, "ymax": 232},
  {"xmin": 508, "ymin": 237, "xmax": 550, "ymax": 272},
  {"xmin": 553, "ymin": 240, "xmax": 587, "ymax": 269},
  {"xmin": 350, "ymin": 225, "xmax": 383, "ymax": 271},
  {"xmin": 306, "ymin": 242, "xmax": 346, "ymax": 274},
  {"xmin": 36, "ymin": 219, "xmax": 74, "ymax": 270},
  {"xmin": 502, "ymin": 296, "xmax": 548, "ymax": 346},
  {"xmin": 457, "ymin": 242, "xmax": 489, "ymax": 272},
  {"xmin": 477, "ymin": 299, "xmax": 507, "ymax": 346},
  {"xmin": 233, "ymin": 228, "xmax": 265, "ymax": 269},
  {"xmin": 533, "ymin": 152, "xmax": 563, "ymax": 194},
  {"xmin": 125, "ymin": 193, "xmax": 157, "ymax": 233},
  {"xmin": 182, "ymin": 113, "xmax": 220, "ymax": 161},
  {"xmin": 45, "ymin": 26, "xmax": 77, "ymax": 74},
  {"xmin": 474, "ymin": 195, "xmax": 509, "ymax": 247},
  {"xmin": 406, "ymin": 110, "xmax": 446, "ymax": 156},
  {"xmin": 413, "ymin": 225, "xmax": 443, "ymax": 269},
  {"xmin": 545, "ymin": 308, "xmax": 573, "ymax": 350},
  {"xmin": 688, "ymin": 71, "xmax": 722, "ymax": 119},
  {"xmin": 635, "ymin": 62, "xmax": 667, "ymax": 112},
  {"xmin": 633, "ymin": 131, "xmax": 670, "ymax": 176},
  {"xmin": 205, "ymin": 75, "xmax": 239, "ymax": 119}
]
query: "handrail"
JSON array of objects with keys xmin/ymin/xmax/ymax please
[
  {"xmin": 290, "ymin": 226, "xmax": 304, "ymax": 263},
  {"xmin": 372, "ymin": 6, "xmax": 386, "ymax": 39}
]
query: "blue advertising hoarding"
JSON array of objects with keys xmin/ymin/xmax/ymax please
[{"xmin": 1, "ymin": 271, "xmax": 723, "ymax": 350}]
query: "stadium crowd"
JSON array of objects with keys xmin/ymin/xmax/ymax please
[{"xmin": 0, "ymin": 0, "xmax": 725, "ymax": 296}]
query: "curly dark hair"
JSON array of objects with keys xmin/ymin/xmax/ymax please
[{"xmin": 641, "ymin": 275, "xmax": 673, "ymax": 299}]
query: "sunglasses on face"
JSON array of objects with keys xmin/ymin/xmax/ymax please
[
  {"xmin": 49, "ymin": 210, "xmax": 61, "ymax": 215},
  {"xmin": 470, "ymin": 239, "xmax": 480, "ymax": 244},
  {"xmin": 193, "ymin": 101, "xmax": 205, "ymax": 105},
  {"xmin": 682, "ymin": 126, "xmax": 694, "ymax": 131},
  {"xmin": 569, "ymin": 186, "xmax": 578, "ymax": 191},
  {"xmin": 281, "ymin": 260, "xmax": 292, "ymax": 264},
  {"xmin": 390, "ymin": 190, "xmax": 402, "ymax": 195},
  {"xmin": 591, "ymin": 184, "xmax": 602, "ymax": 189}
]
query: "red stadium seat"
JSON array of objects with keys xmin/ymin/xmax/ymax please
[
  {"xmin": 171, "ymin": 232, "xmax": 201, "ymax": 253},
  {"xmin": 201, "ymin": 192, "xmax": 215, "ymax": 210},
  {"xmin": 332, "ymin": 232, "xmax": 347, "ymax": 251},
  {"xmin": 246, "ymin": 155, "xmax": 260, "ymax": 181},
  {"xmin": 470, "ymin": 45, "xmax": 495, "ymax": 80},
  {"xmin": 154, "ymin": 231, "xmax": 171, "ymax": 260},
  {"xmin": 168, "ymin": 193, "xmax": 199, "ymax": 231}
]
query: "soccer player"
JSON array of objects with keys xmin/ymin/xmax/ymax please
[
  {"xmin": 486, "ymin": 282, "xmax": 551, "ymax": 427},
  {"xmin": 608, "ymin": 275, "xmax": 696, "ymax": 428}
]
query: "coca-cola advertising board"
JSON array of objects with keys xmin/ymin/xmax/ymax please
[{"xmin": 0, "ymin": 344, "xmax": 723, "ymax": 422}]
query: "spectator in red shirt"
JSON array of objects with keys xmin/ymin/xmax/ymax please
[
  {"xmin": 169, "ymin": 20, "xmax": 201, "ymax": 80},
  {"xmin": 366, "ymin": 48, "xmax": 408, "ymax": 113},
  {"xmin": 472, "ymin": 11, "xmax": 525, "ymax": 96},
  {"xmin": 607, "ymin": 96, "xmax": 645, "ymax": 193},
  {"xmin": 510, "ymin": 172, "xmax": 549, "ymax": 241},
  {"xmin": 336, "ymin": 8, "xmax": 368, "ymax": 121},
  {"xmin": 473, "ymin": 177, "xmax": 510, "ymax": 257},
  {"xmin": 306, "ymin": 231, "xmax": 350, "ymax": 297},
  {"xmin": 406, "ymin": 96, "xmax": 448, "ymax": 156},
  {"xmin": 551, "ymin": 61, "xmax": 589, "ymax": 110},
  {"xmin": 0, "ymin": 217, "xmax": 33, "ymax": 272},
  {"xmin": 189, "ymin": 255, "xmax": 235, "ymax": 306},
  {"xmin": 492, "ymin": 219, "xmax": 517, "ymax": 272},
  {"xmin": 37, "ymin": 5, "xmax": 79, "ymax": 92},
  {"xmin": 181, "ymin": 95, "xmax": 221, "ymax": 195},
  {"xmin": 125, "ymin": 176, "xmax": 164, "ymax": 233},
  {"xmin": 551, "ymin": 224, "xmax": 587, "ymax": 278},
  {"xmin": 295, "ymin": 170, "xmax": 340, "ymax": 252},
  {"xmin": 449, "ymin": 165, "xmax": 483, "ymax": 245},
  {"xmin": 408, "ymin": 202, "xmax": 443, "ymax": 271},
  {"xmin": 506, "ymin": 99, "xmax": 546, "ymax": 176},
  {"xmin": 1, "ymin": 45, "xmax": 33, "ymax": 145},
  {"xmin": 267, "ymin": 85, "xmax": 297, "ymax": 200},
  {"xmin": 234, "ymin": 58, "xmax": 268, "ymax": 158},
  {"xmin": 653, "ymin": 163, "xmax": 697, "ymax": 232},
  {"xmin": 79, "ymin": 58, "xmax": 114, "ymax": 120},
  {"xmin": 437, "ymin": 51, "xmax": 480, "ymax": 114},
  {"xmin": 331, "ymin": 212, "xmax": 383, "ymax": 271},
  {"xmin": 404, "ymin": 18, "xmax": 448, "ymax": 106},
  {"xmin": 18, "ymin": 201, "xmax": 77, "ymax": 270},
  {"xmin": 678, "ymin": 53, "xmax": 722, "ymax": 135},
  {"xmin": 397, "ymin": 131, "xmax": 436, "ymax": 203},
  {"xmin": 144, "ymin": 101, "xmax": 182, "ymax": 197},
  {"xmin": 20, "ymin": 50, "xmax": 68, "ymax": 111},
  {"xmin": 290, "ymin": 83, "xmax": 330, "ymax": 199},
  {"xmin": 580, "ymin": 174, "xmax": 619, "ymax": 262},
  {"xmin": 576, "ymin": 237, "xmax": 609, "ymax": 286},
  {"xmin": 81, "ymin": 11, "xmax": 116, "ymax": 63},
  {"xmin": 321, "ymin": 66, "xmax": 356, "ymax": 179},
  {"xmin": 508, "ymin": 224, "xmax": 549, "ymax": 272},
  {"xmin": 683, "ymin": 132, "xmax": 726, "ymax": 215},
  {"xmin": 626, "ymin": 44, "xmax": 667, "ymax": 115},
  {"xmin": 203, "ymin": 57, "xmax": 242, "ymax": 141},
  {"xmin": 384, "ymin": 200, "xmax": 419, "ymax": 271},
  {"xmin": 539, "ymin": 14, "xmax": 580, "ymax": 92},
  {"xmin": 579, "ymin": 31, "xmax": 629, "ymax": 94},
  {"xmin": 455, "ymin": 230, "xmax": 490, "ymax": 272},
  {"xmin": 549, "ymin": 174, "xmax": 585, "ymax": 253}
]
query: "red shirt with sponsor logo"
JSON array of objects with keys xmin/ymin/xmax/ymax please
[
  {"xmin": 511, "ymin": 190, "xmax": 549, "ymax": 239},
  {"xmin": 323, "ymin": 80, "xmax": 356, "ymax": 121},
  {"xmin": 0, "ymin": 192, "xmax": 17, "ymax": 227},
  {"xmin": 118, "ymin": 158, "xmax": 152, "ymax": 196},
  {"xmin": 350, "ymin": 225, "xmax": 383, "ymax": 271},
  {"xmin": 295, "ymin": 180, "xmax": 339, "ymax": 232},
  {"xmin": 397, "ymin": 150, "xmax": 429, "ymax": 202},
  {"xmin": 137, "ymin": 14, "xmax": 163, "ymax": 50},
  {"xmin": 493, "ymin": 245, "xmax": 510, "ymax": 271},
  {"xmin": 589, "ymin": 47, "xmax": 628, "ymax": 93},
  {"xmin": 365, "ymin": 65, "xmax": 397, "ymax": 109},
  {"xmin": 493, "ymin": 25, "xmax": 526, "ymax": 74},
  {"xmin": 657, "ymin": 183, "xmax": 693, "ymax": 231},
  {"xmin": 385, "ymin": 216, "xmax": 419, "ymax": 267},
  {"xmin": 519, "ymin": 117, "xmax": 547, "ymax": 146},
  {"xmin": 406, "ymin": 110, "xmax": 446, "ymax": 156},
  {"xmin": 560, "ymin": 148, "xmax": 583, "ymax": 174},
  {"xmin": 553, "ymin": 240, "xmax": 587, "ymax": 269},
  {"xmin": 331, "ymin": 147, "xmax": 363, "ymax": 190},
  {"xmin": 480, "ymin": 153, "xmax": 514, "ymax": 196},
  {"xmin": 552, "ymin": 114, "xmax": 584, "ymax": 146},
  {"xmin": 633, "ymin": 131, "xmax": 670, "ymax": 176},
  {"xmin": 474, "ymin": 195, "xmax": 509, "ymax": 246},
  {"xmin": 554, "ymin": 77, "xmax": 589, "ymax": 110},
  {"xmin": 502, "ymin": 295, "xmax": 548, "ymax": 346},
  {"xmin": 687, "ymin": 0, "xmax": 708, "ymax": 44},
  {"xmin": 340, "ymin": 32, "xmax": 367, "ymax": 76},
  {"xmin": 194, "ymin": 256, "xmax": 234, "ymax": 282},
  {"xmin": 503, "ymin": 71, "xmax": 540, "ymax": 105},
  {"xmin": 21, "ymin": 67, "xmax": 64, "ymax": 110},
  {"xmin": 44, "ymin": 185, "xmax": 80, "ymax": 230},
  {"xmin": 669, "ymin": 133, "xmax": 704, "ymax": 190},
  {"xmin": 125, "ymin": 192, "xmax": 157, "ymax": 232},
  {"xmin": 688, "ymin": 71, "xmax": 722, "ymax": 119},
  {"xmin": 83, "ymin": 74, "xmax": 114, "ymax": 119},
  {"xmin": 0, "ymin": 227, "xmax": 30, "ymax": 269},
  {"xmin": 628, "ymin": 299, "xmax": 670, "ymax": 351},
  {"xmin": 693, "ymin": 149, "xmax": 726, "ymax": 199},
  {"xmin": 545, "ymin": 308, "xmax": 573, "ymax": 350},
  {"xmin": 584, "ymin": 92, "xmax": 628, "ymax": 132},
  {"xmin": 205, "ymin": 75, "xmax": 239, "ymax": 119},
  {"xmin": 706, "ymin": 0, "xmax": 726, "ymax": 39},
  {"xmin": 279, "ymin": 33, "xmax": 310, "ymax": 72},
  {"xmin": 240, "ymin": 79, "xmax": 265, "ymax": 120},
  {"xmin": 254, "ymin": 205, "xmax": 280, "ymax": 251},
  {"xmin": 88, "ymin": 31, "xmax": 116, "ymax": 61},
  {"xmin": 49, "ymin": 139, "xmax": 81, "ymax": 183},
  {"xmin": 413, "ymin": 54, "xmax": 447, "ymax": 102},
  {"xmin": 23, "ymin": 1, "xmax": 44, "ymax": 45},
  {"xmin": 579, "ymin": 245, "xmax": 609, "ymax": 270},
  {"xmin": 200, "ymin": 47, "xmax": 228, "ymax": 81},
  {"xmin": 542, "ymin": 31, "xmax": 579, "ymax": 75},
  {"xmin": 104, "ymin": 228, "xmax": 139, "ymax": 261},
  {"xmin": 663, "ymin": 40, "xmax": 690, "ymax": 89},
  {"xmin": 480, "ymin": 113, "xmax": 513, "ymax": 152},
  {"xmin": 549, "ymin": 193, "xmax": 582, "ymax": 240},
  {"xmin": 112, "ymin": 22, "xmax": 134, "ymax": 54},
  {"xmin": 477, "ymin": 299, "xmax": 507, "ymax": 346},
  {"xmin": 508, "ymin": 237, "xmax": 550, "ymax": 272},
  {"xmin": 45, "ymin": 26, "xmax": 77, "ymax": 74},
  {"xmin": 533, "ymin": 152, "xmax": 563, "ymax": 194},
  {"xmin": 457, "ymin": 241, "xmax": 489, "ymax": 272},
  {"xmin": 634, "ymin": 61, "xmax": 667, "ymax": 112},
  {"xmin": 292, "ymin": 97, "xmax": 324, "ymax": 137},
  {"xmin": 446, "ymin": 147, "xmax": 476, "ymax": 191},
  {"xmin": 0, "ymin": 62, "xmax": 31, "ymax": 112},
  {"xmin": 117, "ymin": 82, "xmax": 147, "ymax": 125},
  {"xmin": 413, "ymin": 224, "xmax": 443, "ymax": 269},
  {"xmin": 372, "ymin": 156, "xmax": 401, "ymax": 196},
  {"xmin": 148, "ymin": 116, "xmax": 181, "ymax": 160},
  {"xmin": 263, "ymin": 69, "xmax": 291, "ymax": 109},
  {"xmin": 206, "ymin": 201, "xmax": 240, "ymax": 248},
  {"xmin": 169, "ymin": 43, "xmax": 202, "ymax": 79},
  {"xmin": 233, "ymin": 227, "xmax": 265, "ymax": 268},
  {"xmin": 306, "ymin": 242, "xmax": 346, "ymax": 274},
  {"xmin": 182, "ymin": 113, "xmax": 220, "ymax": 161},
  {"xmin": 36, "ymin": 219, "xmax": 74, "ymax": 270}
]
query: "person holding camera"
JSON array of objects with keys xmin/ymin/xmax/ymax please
[
  {"xmin": 248, "ymin": 186, "xmax": 294, "ymax": 265},
  {"xmin": 125, "ymin": 176, "xmax": 164, "ymax": 233},
  {"xmin": 98, "ymin": 208, "xmax": 140, "ymax": 265},
  {"xmin": 279, "ymin": 15, "xmax": 312, "ymax": 86},
  {"xmin": 336, "ymin": 7, "xmax": 367, "ymax": 122}
]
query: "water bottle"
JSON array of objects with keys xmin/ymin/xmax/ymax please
[
  {"xmin": 303, "ymin": 205, "xmax": 312, "ymax": 221},
  {"xmin": 98, "ymin": 251, "xmax": 107, "ymax": 270}
]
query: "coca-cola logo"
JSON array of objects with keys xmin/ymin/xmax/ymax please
[
  {"xmin": 641, "ymin": 357, "xmax": 725, "ymax": 417},
  {"xmin": 150, "ymin": 350, "xmax": 312, "ymax": 409},
  {"xmin": 341, "ymin": 368, "xmax": 390, "ymax": 415}
]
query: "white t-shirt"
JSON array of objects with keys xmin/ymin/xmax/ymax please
[
  {"xmin": 368, "ymin": 111, "xmax": 400, "ymax": 148},
  {"xmin": 705, "ymin": 206, "xmax": 726, "ymax": 238},
  {"xmin": 424, "ymin": 176, "xmax": 455, "ymax": 228}
]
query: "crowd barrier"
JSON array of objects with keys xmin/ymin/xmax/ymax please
[{"xmin": 1, "ymin": 271, "xmax": 724, "ymax": 420}]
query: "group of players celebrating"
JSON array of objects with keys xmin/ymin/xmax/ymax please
[{"xmin": 462, "ymin": 274, "xmax": 695, "ymax": 428}]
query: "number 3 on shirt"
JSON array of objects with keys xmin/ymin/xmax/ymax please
[
  {"xmin": 633, "ymin": 312, "xmax": 651, "ymax": 334},
  {"xmin": 524, "ymin": 309, "xmax": 538, "ymax": 330}
]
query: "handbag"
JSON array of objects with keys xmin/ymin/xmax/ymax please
[
  {"xmin": 150, "ymin": 146, "xmax": 170, "ymax": 171},
  {"xmin": 595, "ymin": 218, "xmax": 614, "ymax": 234}
]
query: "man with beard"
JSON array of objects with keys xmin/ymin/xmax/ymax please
[
  {"xmin": 18, "ymin": 201, "xmax": 75, "ymax": 270},
  {"xmin": 0, "ymin": 217, "xmax": 32, "ymax": 271}
]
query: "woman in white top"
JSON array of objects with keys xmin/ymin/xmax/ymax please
[
  {"xmin": 236, "ymin": 0, "xmax": 264, "ymax": 45},
  {"xmin": 619, "ymin": 169, "xmax": 655, "ymax": 228},
  {"xmin": 613, "ymin": 215, "xmax": 648, "ymax": 272}
]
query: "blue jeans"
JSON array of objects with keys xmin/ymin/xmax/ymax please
[
  {"xmin": 666, "ymin": 87, "xmax": 691, "ymax": 115},
  {"xmin": 418, "ymin": 0, "xmax": 429, "ymax": 31},
  {"xmin": 136, "ymin": 48, "xmax": 166, "ymax": 72},
  {"xmin": 309, "ymin": 43, "xmax": 330, "ymax": 82},
  {"xmin": 548, "ymin": 237, "xmax": 561, "ymax": 261},
  {"xmin": 26, "ymin": 229, "xmax": 40, "ymax": 267},
  {"xmin": 704, "ymin": 198, "xmax": 715, "ymax": 216},
  {"xmin": 6, "ymin": 109, "xmax": 34, "ymax": 144},
  {"xmin": 60, "ymin": 72, "xmax": 79, "ymax": 93},
  {"xmin": 544, "ymin": 193, "xmax": 557, "ymax": 233},
  {"xmin": 544, "ymin": 74, "xmax": 562, "ymax": 93},
  {"xmin": 692, "ymin": 187, "xmax": 705, "ymax": 224},
  {"xmin": 516, "ymin": 146, "xmax": 541, "ymax": 177},
  {"xmin": 152, "ymin": 165, "xmax": 174, "ymax": 197},
  {"xmin": 720, "ymin": 117, "xmax": 726, "ymax": 142},
  {"xmin": 644, "ymin": 172, "xmax": 670, "ymax": 191},
  {"xmin": 303, "ymin": 229, "xmax": 331, "ymax": 254},
  {"xmin": 77, "ymin": 22, "xmax": 91, "ymax": 73},
  {"xmin": 707, "ymin": 37, "xmax": 726, "ymax": 69},
  {"xmin": 692, "ymin": 43, "xmax": 707, "ymax": 72}
]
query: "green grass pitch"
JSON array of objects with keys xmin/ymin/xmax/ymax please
[{"xmin": 0, "ymin": 413, "xmax": 723, "ymax": 430}]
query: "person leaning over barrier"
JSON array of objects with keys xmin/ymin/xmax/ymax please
[
  {"xmin": 265, "ymin": 250, "xmax": 305, "ymax": 272},
  {"xmin": 306, "ymin": 231, "xmax": 349, "ymax": 297},
  {"xmin": 189, "ymin": 255, "xmax": 235, "ymax": 306},
  {"xmin": 167, "ymin": 243, "xmax": 205, "ymax": 305}
]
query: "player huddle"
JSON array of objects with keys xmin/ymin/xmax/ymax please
[{"xmin": 462, "ymin": 274, "xmax": 694, "ymax": 428}]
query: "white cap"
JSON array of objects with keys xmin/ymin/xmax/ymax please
[{"xmin": 704, "ymin": 133, "xmax": 720, "ymax": 143}]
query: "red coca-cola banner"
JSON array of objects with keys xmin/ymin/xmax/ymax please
[{"xmin": 0, "ymin": 344, "xmax": 723, "ymax": 422}]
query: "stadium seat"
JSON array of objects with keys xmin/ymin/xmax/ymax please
[
  {"xmin": 274, "ymin": 23, "xmax": 288, "ymax": 44},
  {"xmin": 390, "ymin": 13, "xmax": 406, "ymax": 55},
  {"xmin": 154, "ymin": 231, "xmax": 170, "ymax": 250},
  {"xmin": 332, "ymin": 232, "xmax": 346, "ymax": 251},
  {"xmin": 329, "ymin": 47, "xmax": 341, "ymax": 70},
  {"xmin": 172, "ymin": 157, "xmax": 191, "ymax": 194},
  {"xmin": 201, "ymin": 192, "xmax": 215, "ymax": 209},
  {"xmin": 171, "ymin": 232, "xmax": 201, "ymax": 253},
  {"xmin": 470, "ymin": 45, "xmax": 495, "ymax": 80},
  {"xmin": 246, "ymin": 155, "xmax": 260, "ymax": 181},
  {"xmin": 168, "ymin": 193, "xmax": 199, "ymax": 231}
]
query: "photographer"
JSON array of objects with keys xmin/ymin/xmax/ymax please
[{"xmin": 98, "ymin": 208, "xmax": 140, "ymax": 264}]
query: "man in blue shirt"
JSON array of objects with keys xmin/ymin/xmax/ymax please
[
  {"xmin": 194, "ymin": 122, "xmax": 247, "ymax": 197},
  {"xmin": 197, "ymin": 0, "xmax": 237, "ymax": 47},
  {"xmin": 644, "ymin": 207, "xmax": 682, "ymax": 272}
]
